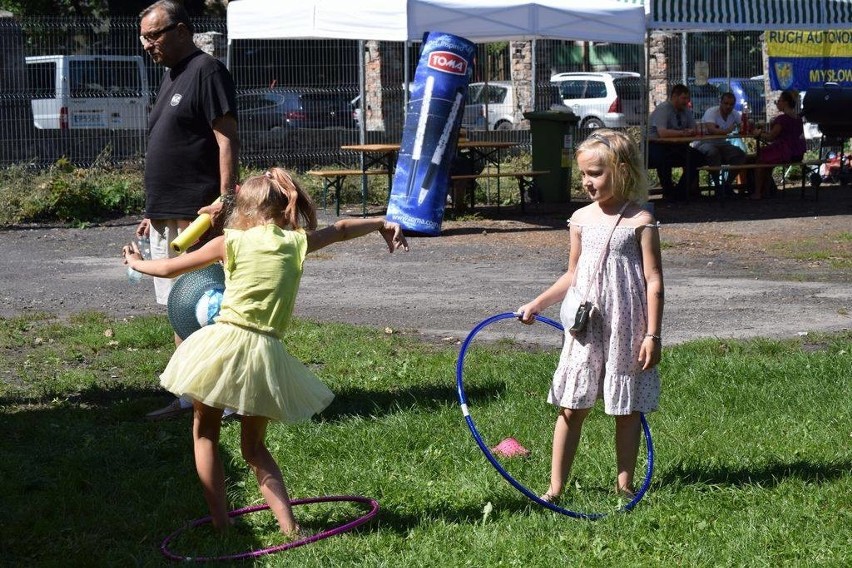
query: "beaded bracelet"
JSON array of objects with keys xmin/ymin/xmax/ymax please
[{"xmin": 644, "ymin": 334, "xmax": 661, "ymax": 341}]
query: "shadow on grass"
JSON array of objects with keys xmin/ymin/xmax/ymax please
[
  {"xmin": 362, "ymin": 495, "xmax": 547, "ymax": 536},
  {"xmin": 0, "ymin": 394, "xmax": 266, "ymax": 564},
  {"xmin": 317, "ymin": 381, "xmax": 507, "ymax": 422},
  {"xmin": 657, "ymin": 458, "xmax": 852, "ymax": 489}
]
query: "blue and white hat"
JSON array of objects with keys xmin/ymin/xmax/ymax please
[{"xmin": 167, "ymin": 263, "xmax": 225, "ymax": 340}]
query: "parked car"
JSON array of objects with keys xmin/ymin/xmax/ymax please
[
  {"xmin": 25, "ymin": 54, "xmax": 149, "ymax": 130},
  {"xmin": 535, "ymin": 82, "xmax": 569, "ymax": 111},
  {"xmin": 461, "ymin": 81, "xmax": 517, "ymax": 131},
  {"xmin": 351, "ymin": 84, "xmax": 410, "ymax": 132},
  {"xmin": 549, "ymin": 71, "xmax": 643, "ymax": 129},
  {"xmin": 236, "ymin": 88, "xmax": 356, "ymax": 132},
  {"xmin": 707, "ymin": 77, "xmax": 766, "ymax": 120},
  {"xmin": 685, "ymin": 78, "xmax": 722, "ymax": 120}
]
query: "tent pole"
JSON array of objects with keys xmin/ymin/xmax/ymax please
[
  {"xmin": 531, "ymin": 38, "xmax": 536, "ymax": 114},
  {"xmin": 359, "ymin": 40, "xmax": 367, "ymax": 216},
  {"xmin": 359, "ymin": 40, "xmax": 366, "ymax": 146},
  {"xmin": 643, "ymin": 29, "xmax": 650, "ymax": 181},
  {"xmin": 681, "ymin": 32, "xmax": 687, "ymax": 84},
  {"xmin": 404, "ymin": 41, "xmax": 410, "ymax": 110},
  {"xmin": 726, "ymin": 33, "xmax": 731, "ymax": 84}
]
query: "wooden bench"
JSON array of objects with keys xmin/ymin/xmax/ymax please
[
  {"xmin": 450, "ymin": 170, "xmax": 550, "ymax": 212},
  {"xmin": 697, "ymin": 159, "xmax": 824, "ymax": 201},
  {"xmin": 306, "ymin": 169, "xmax": 389, "ymax": 216}
]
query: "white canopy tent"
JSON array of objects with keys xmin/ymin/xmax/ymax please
[
  {"xmin": 227, "ymin": 0, "xmax": 648, "ymax": 146},
  {"xmin": 226, "ymin": 0, "xmax": 648, "ymax": 44}
]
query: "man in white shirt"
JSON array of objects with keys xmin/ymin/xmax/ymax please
[{"xmin": 693, "ymin": 92, "xmax": 747, "ymax": 195}]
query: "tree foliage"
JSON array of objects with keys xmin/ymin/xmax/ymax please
[{"xmin": 0, "ymin": 0, "xmax": 222, "ymax": 18}]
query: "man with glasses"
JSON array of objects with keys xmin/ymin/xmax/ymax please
[
  {"xmin": 648, "ymin": 84, "xmax": 704, "ymax": 202},
  {"xmin": 693, "ymin": 92, "xmax": 747, "ymax": 197},
  {"xmin": 136, "ymin": 0, "xmax": 239, "ymax": 420}
]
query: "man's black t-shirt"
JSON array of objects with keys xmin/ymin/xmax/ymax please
[{"xmin": 144, "ymin": 50, "xmax": 237, "ymax": 219}]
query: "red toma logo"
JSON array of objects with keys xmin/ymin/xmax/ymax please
[{"xmin": 427, "ymin": 51, "xmax": 467, "ymax": 75}]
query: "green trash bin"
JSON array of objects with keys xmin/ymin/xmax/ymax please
[{"xmin": 523, "ymin": 110, "xmax": 579, "ymax": 203}]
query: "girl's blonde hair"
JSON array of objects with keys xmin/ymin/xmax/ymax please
[
  {"xmin": 227, "ymin": 168, "xmax": 318, "ymax": 231},
  {"xmin": 576, "ymin": 129, "xmax": 650, "ymax": 204}
]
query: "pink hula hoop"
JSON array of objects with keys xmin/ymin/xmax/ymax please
[{"xmin": 161, "ymin": 495, "xmax": 380, "ymax": 562}]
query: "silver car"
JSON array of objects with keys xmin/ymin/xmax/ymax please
[
  {"xmin": 461, "ymin": 81, "xmax": 517, "ymax": 131},
  {"xmin": 550, "ymin": 71, "xmax": 643, "ymax": 130}
]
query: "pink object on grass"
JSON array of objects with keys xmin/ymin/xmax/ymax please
[{"xmin": 491, "ymin": 437, "xmax": 530, "ymax": 458}]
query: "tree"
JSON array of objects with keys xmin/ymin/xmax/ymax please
[{"xmin": 0, "ymin": 0, "xmax": 225, "ymax": 17}]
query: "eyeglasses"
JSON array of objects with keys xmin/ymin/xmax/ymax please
[{"xmin": 139, "ymin": 22, "xmax": 178, "ymax": 45}]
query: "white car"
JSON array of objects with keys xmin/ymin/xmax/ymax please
[
  {"xmin": 26, "ymin": 55, "xmax": 149, "ymax": 130},
  {"xmin": 550, "ymin": 71, "xmax": 643, "ymax": 129},
  {"xmin": 461, "ymin": 81, "xmax": 517, "ymax": 131}
]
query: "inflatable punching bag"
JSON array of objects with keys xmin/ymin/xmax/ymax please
[{"xmin": 386, "ymin": 32, "xmax": 476, "ymax": 236}]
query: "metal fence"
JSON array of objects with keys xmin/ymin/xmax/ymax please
[{"xmin": 1, "ymin": 15, "xmax": 768, "ymax": 171}]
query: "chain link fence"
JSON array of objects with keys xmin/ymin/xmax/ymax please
[{"xmin": 2, "ymin": 15, "xmax": 765, "ymax": 172}]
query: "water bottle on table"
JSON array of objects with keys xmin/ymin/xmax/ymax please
[{"xmin": 740, "ymin": 101, "xmax": 751, "ymax": 134}]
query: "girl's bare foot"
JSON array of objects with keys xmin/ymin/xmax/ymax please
[{"xmin": 211, "ymin": 517, "xmax": 235, "ymax": 533}]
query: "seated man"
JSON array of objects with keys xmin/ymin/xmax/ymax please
[
  {"xmin": 693, "ymin": 92, "xmax": 747, "ymax": 196},
  {"xmin": 449, "ymin": 128, "xmax": 485, "ymax": 213},
  {"xmin": 648, "ymin": 84, "xmax": 705, "ymax": 201}
]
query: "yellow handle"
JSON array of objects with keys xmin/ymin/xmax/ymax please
[{"xmin": 170, "ymin": 213, "xmax": 212, "ymax": 253}]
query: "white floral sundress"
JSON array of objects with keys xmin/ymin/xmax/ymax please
[{"xmin": 551, "ymin": 222, "xmax": 661, "ymax": 415}]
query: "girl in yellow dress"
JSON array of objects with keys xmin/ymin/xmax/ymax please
[{"xmin": 122, "ymin": 168, "xmax": 408, "ymax": 535}]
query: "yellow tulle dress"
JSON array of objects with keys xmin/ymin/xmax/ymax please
[{"xmin": 159, "ymin": 224, "xmax": 334, "ymax": 422}]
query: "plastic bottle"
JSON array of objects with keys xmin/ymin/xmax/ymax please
[
  {"xmin": 127, "ymin": 235, "xmax": 151, "ymax": 284},
  {"xmin": 741, "ymin": 100, "xmax": 750, "ymax": 134}
]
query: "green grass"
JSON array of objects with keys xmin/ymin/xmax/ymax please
[
  {"xmin": 768, "ymin": 233, "xmax": 852, "ymax": 270},
  {"xmin": 1, "ymin": 313, "xmax": 849, "ymax": 566}
]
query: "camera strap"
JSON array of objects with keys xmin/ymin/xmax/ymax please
[{"xmin": 563, "ymin": 201, "xmax": 629, "ymax": 353}]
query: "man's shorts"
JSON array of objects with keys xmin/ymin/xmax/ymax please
[{"xmin": 149, "ymin": 219, "xmax": 192, "ymax": 305}]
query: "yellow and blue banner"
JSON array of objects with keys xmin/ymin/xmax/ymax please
[{"xmin": 767, "ymin": 29, "xmax": 852, "ymax": 90}]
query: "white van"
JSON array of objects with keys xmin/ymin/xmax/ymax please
[{"xmin": 26, "ymin": 55, "xmax": 149, "ymax": 130}]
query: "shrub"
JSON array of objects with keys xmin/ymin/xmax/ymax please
[{"xmin": 0, "ymin": 155, "xmax": 144, "ymax": 227}]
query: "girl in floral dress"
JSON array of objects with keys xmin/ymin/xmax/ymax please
[{"xmin": 517, "ymin": 129, "xmax": 664, "ymax": 500}]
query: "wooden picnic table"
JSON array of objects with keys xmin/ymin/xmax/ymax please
[{"xmin": 336, "ymin": 140, "xmax": 522, "ymax": 214}]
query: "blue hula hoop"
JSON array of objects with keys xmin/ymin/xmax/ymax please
[{"xmin": 455, "ymin": 312, "xmax": 654, "ymax": 520}]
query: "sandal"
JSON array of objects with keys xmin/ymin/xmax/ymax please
[
  {"xmin": 616, "ymin": 486, "xmax": 636, "ymax": 500},
  {"xmin": 282, "ymin": 524, "xmax": 310, "ymax": 541},
  {"xmin": 538, "ymin": 492, "xmax": 559, "ymax": 503}
]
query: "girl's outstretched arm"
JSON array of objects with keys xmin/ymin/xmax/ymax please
[
  {"xmin": 307, "ymin": 218, "xmax": 409, "ymax": 254},
  {"xmin": 638, "ymin": 223, "xmax": 664, "ymax": 370},
  {"xmin": 122, "ymin": 235, "xmax": 225, "ymax": 279}
]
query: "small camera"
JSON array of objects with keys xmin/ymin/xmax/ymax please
[{"xmin": 569, "ymin": 301, "xmax": 593, "ymax": 334}]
